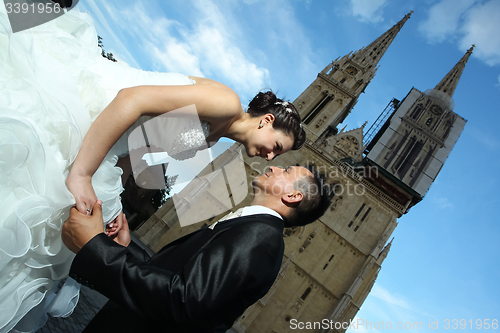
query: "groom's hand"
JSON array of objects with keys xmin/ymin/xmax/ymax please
[{"xmin": 62, "ymin": 200, "xmax": 105, "ymax": 254}]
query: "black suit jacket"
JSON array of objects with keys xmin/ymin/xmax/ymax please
[{"xmin": 69, "ymin": 214, "xmax": 285, "ymax": 332}]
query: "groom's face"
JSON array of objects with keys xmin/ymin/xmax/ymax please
[{"xmin": 252, "ymin": 166, "xmax": 312, "ymax": 197}]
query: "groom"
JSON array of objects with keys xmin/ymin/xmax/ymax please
[{"xmin": 62, "ymin": 165, "xmax": 331, "ymax": 332}]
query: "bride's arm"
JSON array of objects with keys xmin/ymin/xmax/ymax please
[{"xmin": 67, "ymin": 80, "xmax": 242, "ymax": 215}]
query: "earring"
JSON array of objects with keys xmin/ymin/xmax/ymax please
[{"xmin": 259, "ymin": 123, "xmax": 264, "ymax": 128}]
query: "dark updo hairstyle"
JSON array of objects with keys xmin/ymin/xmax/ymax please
[{"xmin": 247, "ymin": 91, "xmax": 306, "ymax": 150}]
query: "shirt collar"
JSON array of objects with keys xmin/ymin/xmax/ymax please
[{"xmin": 240, "ymin": 205, "xmax": 283, "ymax": 220}]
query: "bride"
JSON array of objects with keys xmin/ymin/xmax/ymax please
[
  {"xmin": 67, "ymin": 81, "xmax": 305, "ymax": 233},
  {"xmin": 0, "ymin": 3, "xmax": 304, "ymax": 333}
]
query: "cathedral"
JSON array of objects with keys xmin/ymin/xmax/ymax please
[{"xmin": 132, "ymin": 11, "xmax": 470, "ymax": 333}]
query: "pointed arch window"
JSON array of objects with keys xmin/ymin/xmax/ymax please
[
  {"xmin": 361, "ymin": 208, "xmax": 371, "ymax": 221},
  {"xmin": 393, "ymin": 136, "xmax": 415, "ymax": 172},
  {"xmin": 410, "ymin": 104, "xmax": 424, "ymax": 120},
  {"xmin": 353, "ymin": 80, "xmax": 363, "ymax": 91},
  {"xmin": 355, "ymin": 203, "xmax": 365, "ymax": 217},
  {"xmin": 397, "ymin": 139, "xmax": 424, "ymax": 179},
  {"xmin": 301, "ymin": 287, "xmax": 312, "ymax": 300},
  {"xmin": 304, "ymin": 94, "xmax": 333, "ymax": 125}
]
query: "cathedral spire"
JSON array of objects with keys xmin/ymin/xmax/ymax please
[
  {"xmin": 434, "ymin": 45, "xmax": 474, "ymax": 98},
  {"xmin": 350, "ymin": 11, "xmax": 412, "ymax": 77},
  {"xmin": 294, "ymin": 12, "xmax": 411, "ymax": 140}
]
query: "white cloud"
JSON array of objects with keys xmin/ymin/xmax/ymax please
[
  {"xmin": 349, "ymin": 0, "xmax": 388, "ymax": 23},
  {"xmin": 418, "ymin": 0, "xmax": 477, "ymax": 43},
  {"xmin": 371, "ymin": 284, "xmax": 412, "ymax": 310},
  {"xmin": 185, "ymin": 0, "xmax": 315, "ymax": 99},
  {"xmin": 458, "ymin": 0, "xmax": 500, "ymax": 66},
  {"xmin": 82, "ymin": 0, "xmax": 141, "ymax": 68},
  {"xmin": 81, "ymin": 0, "xmax": 317, "ymax": 101},
  {"xmin": 244, "ymin": 0, "xmax": 317, "ymax": 97},
  {"xmin": 102, "ymin": 2, "xmax": 197, "ymax": 75},
  {"xmin": 266, "ymin": 2, "xmax": 305, "ymax": 49},
  {"xmin": 242, "ymin": 0, "xmax": 312, "ymax": 7},
  {"xmin": 419, "ymin": 0, "xmax": 500, "ymax": 67},
  {"xmin": 188, "ymin": 26, "xmax": 269, "ymax": 93},
  {"xmin": 94, "ymin": 0, "xmax": 269, "ymax": 100},
  {"xmin": 180, "ymin": 0, "xmax": 270, "ymax": 95},
  {"xmin": 150, "ymin": 40, "xmax": 204, "ymax": 77},
  {"xmin": 435, "ymin": 197, "xmax": 455, "ymax": 209},
  {"xmin": 350, "ymin": 284, "xmax": 433, "ymax": 332}
]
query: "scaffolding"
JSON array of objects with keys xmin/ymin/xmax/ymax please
[{"xmin": 363, "ymin": 98, "xmax": 399, "ymax": 148}]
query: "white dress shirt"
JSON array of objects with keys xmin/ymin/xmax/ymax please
[{"xmin": 209, "ymin": 205, "xmax": 282, "ymax": 229}]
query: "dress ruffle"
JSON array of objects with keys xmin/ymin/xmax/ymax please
[{"xmin": 0, "ymin": 5, "xmax": 195, "ymax": 332}]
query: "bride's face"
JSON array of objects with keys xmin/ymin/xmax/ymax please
[{"xmin": 247, "ymin": 126, "xmax": 294, "ymax": 161}]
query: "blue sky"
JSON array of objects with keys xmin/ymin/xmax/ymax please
[{"xmin": 77, "ymin": 0, "xmax": 500, "ymax": 331}]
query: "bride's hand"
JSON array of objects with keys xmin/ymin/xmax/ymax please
[
  {"xmin": 66, "ymin": 174, "xmax": 98, "ymax": 216},
  {"xmin": 106, "ymin": 212, "xmax": 126, "ymax": 239}
]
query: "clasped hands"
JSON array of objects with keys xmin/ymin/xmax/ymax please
[
  {"xmin": 62, "ymin": 200, "xmax": 131, "ymax": 254},
  {"xmin": 66, "ymin": 173, "xmax": 123, "ymax": 237}
]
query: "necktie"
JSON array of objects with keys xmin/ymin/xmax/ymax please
[{"xmin": 209, "ymin": 208, "xmax": 244, "ymax": 230}]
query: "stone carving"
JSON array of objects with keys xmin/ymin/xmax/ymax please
[{"xmin": 335, "ymin": 136, "xmax": 359, "ymax": 157}]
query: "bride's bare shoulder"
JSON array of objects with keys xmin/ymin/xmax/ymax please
[
  {"xmin": 190, "ymin": 76, "xmax": 235, "ymax": 93},
  {"xmin": 190, "ymin": 76, "xmax": 242, "ymax": 115},
  {"xmin": 189, "ymin": 76, "xmax": 223, "ymax": 85}
]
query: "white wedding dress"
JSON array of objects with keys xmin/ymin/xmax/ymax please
[{"xmin": 0, "ymin": 5, "xmax": 210, "ymax": 332}]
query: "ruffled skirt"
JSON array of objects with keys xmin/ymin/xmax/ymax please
[{"xmin": 0, "ymin": 5, "xmax": 194, "ymax": 332}]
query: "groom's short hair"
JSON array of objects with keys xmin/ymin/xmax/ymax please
[{"xmin": 285, "ymin": 167, "xmax": 331, "ymax": 227}]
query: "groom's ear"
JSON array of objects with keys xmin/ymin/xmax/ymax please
[{"xmin": 282, "ymin": 191, "xmax": 303, "ymax": 205}]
